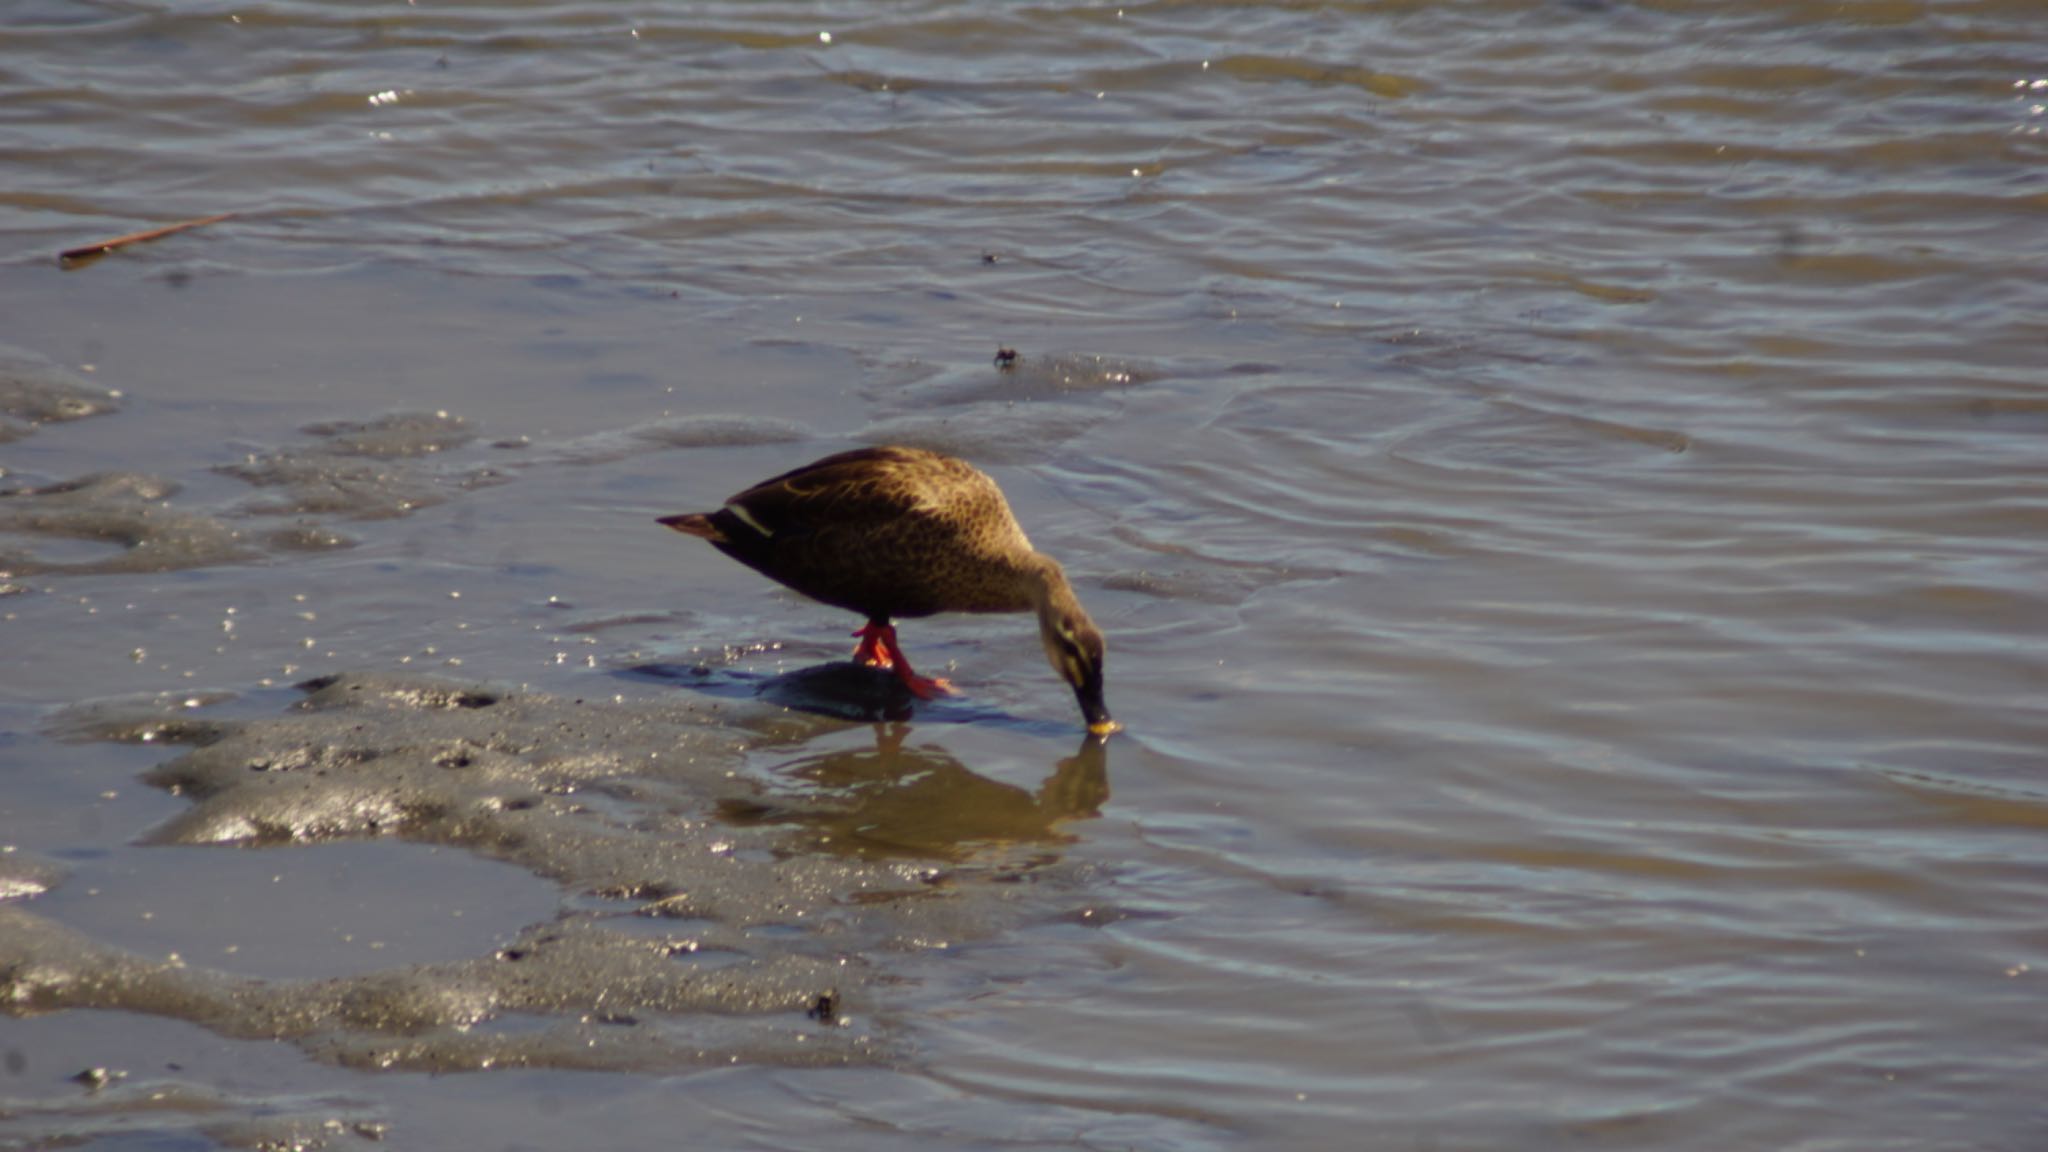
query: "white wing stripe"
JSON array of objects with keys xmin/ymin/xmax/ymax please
[{"xmin": 725, "ymin": 502, "xmax": 775, "ymax": 538}]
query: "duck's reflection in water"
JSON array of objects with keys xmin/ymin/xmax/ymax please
[{"xmin": 721, "ymin": 724, "xmax": 1109, "ymax": 860}]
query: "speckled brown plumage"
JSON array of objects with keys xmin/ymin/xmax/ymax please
[{"xmin": 659, "ymin": 446, "xmax": 1117, "ymax": 734}]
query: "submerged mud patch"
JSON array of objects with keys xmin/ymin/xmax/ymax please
[
  {"xmin": 0, "ymin": 343, "xmax": 120, "ymax": 444},
  {"xmin": 0, "ymin": 412, "xmax": 502, "ymax": 575},
  {"xmin": 297, "ymin": 411, "xmax": 478, "ymax": 459},
  {"xmin": 530, "ymin": 413, "xmax": 813, "ymax": 467},
  {"xmin": 219, "ymin": 410, "xmax": 509, "ymax": 520},
  {"xmin": 7, "ymin": 672, "xmax": 1062, "ymax": 1074},
  {"xmin": 0, "ymin": 850, "xmax": 65, "ymax": 902},
  {"xmin": 860, "ymin": 404, "xmax": 1104, "ymax": 466},
  {"xmin": 868, "ymin": 351, "xmax": 1148, "ymax": 408},
  {"xmin": 0, "ymin": 1073, "xmax": 387, "ymax": 1152},
  {"xmin": 851, "ymin": 352, "xmax": 1150, "ymax": 463},
  {"xmin": 0, "ymin": 472, "xmax": 258, "ymax": 577}
]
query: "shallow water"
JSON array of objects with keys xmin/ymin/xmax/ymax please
[{"xmin": 4, "ymin": 1, "xmax": 2047, "ymax": 1149}]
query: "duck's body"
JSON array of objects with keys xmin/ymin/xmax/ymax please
[{"xmin": 659, "ymin": 446, "xmax": 1116, "ymax": 735}]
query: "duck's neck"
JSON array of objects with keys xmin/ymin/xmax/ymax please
[{"xmin": 1021, "ymin": 553, "xmax": 1087, "ymax": 631}]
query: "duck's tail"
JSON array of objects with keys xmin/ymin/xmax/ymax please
[{"xmin": 656, "ymin": 512, "xmax": 725, "ymax": 542}]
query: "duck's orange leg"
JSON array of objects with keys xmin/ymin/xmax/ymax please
[
  {"xmin": 850, "ymin": 622, "xmax": 895, "ymax": 669},
  {"xmin": 851, "ymin": 621, "xmax": 954, "ymax": 699}
]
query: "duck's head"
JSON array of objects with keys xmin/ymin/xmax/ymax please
[{"xmin": 1037, "ymin": 591, "xmax": 1119, "ymax": 737}]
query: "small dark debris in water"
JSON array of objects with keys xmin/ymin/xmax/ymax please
[
  {"xmin": 1775, "ymin": 222, "xmax": 1807, "ymax": 264},
  {"xmin": 807, "ymin": 991, "xmax": 837, "ymax": 1023},
  {"xmin": 72, "ymin": 1066, "xmax": 125, "ymax": 1091},
  {"xmin": 993, "ymin": 347, "xmax": 1019, "ymax": 369},
  {"xmin": 981, "ymin": 251, "xmax": 1000, "ymax": 264}
]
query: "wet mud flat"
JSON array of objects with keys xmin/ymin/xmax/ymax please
[{"xmin": 3, "ymin": 669, "xmax": 1103, "ymax": 1147}]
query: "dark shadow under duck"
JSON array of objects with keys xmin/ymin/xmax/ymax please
[{"xmin": 658, "ymin": 445, "xmax": 1117, "ymax": 735}]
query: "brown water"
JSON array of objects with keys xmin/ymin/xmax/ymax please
[{"xmin": 5, "ymin": 1, "xmax": 2047, "ymax": 1148}]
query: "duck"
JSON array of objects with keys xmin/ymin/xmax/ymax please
[{"xmin": 658, "ymin": 446, "xmax": 1118, "ymax": 735}]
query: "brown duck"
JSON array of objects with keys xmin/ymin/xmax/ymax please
[{"xmin": 658, "ymin": 446, "xmax": 1117, "ymax": 735}]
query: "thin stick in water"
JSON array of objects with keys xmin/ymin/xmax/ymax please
[{"xmin": 60, "ymin": 212, "xmax": 236, "ymax": 264}]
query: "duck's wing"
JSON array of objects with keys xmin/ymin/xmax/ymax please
[
  {"xmin": 656, "ymin": 449, "xmax": 924, "ymax": 543},
  {"xmin": 724, "ymin": 446, "xmax": 956, "ymax": 539},
  {"xmin": 664, "ymin": 447, "xmax": 1021, "ymax": 618}
]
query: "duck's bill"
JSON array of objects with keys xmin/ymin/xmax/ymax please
[
  {"xmin": 1079, "ymin": 690, "xmax": 1120, "ymax": 736},
  {"xmin": 1072, "ymin": 670, "xmax": 1119, "ymax": 736}
]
